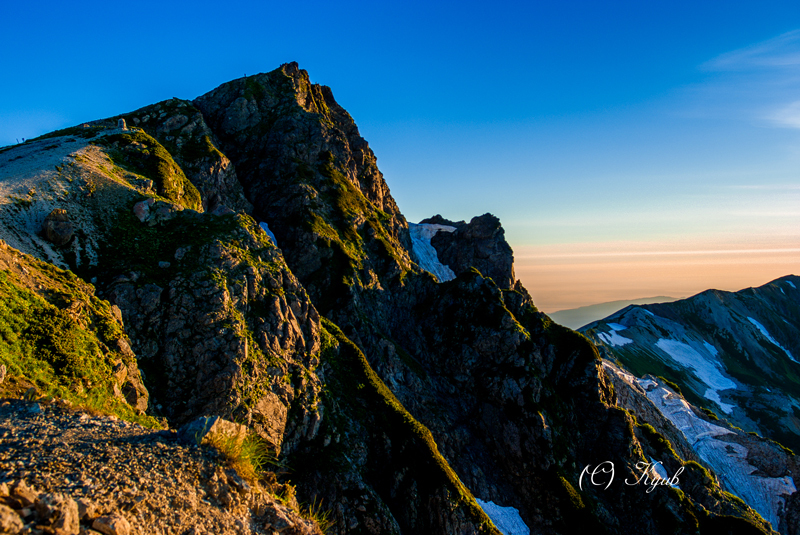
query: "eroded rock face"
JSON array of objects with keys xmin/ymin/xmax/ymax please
[
  {"xmin": 421, "ymin": 213, "xmax": 516, "ymax": 289},
  {"xmin": 103, "ymin": 213, "xmax": 321, "ymax": 453},
  {"xmin": 193, "ymin": 62, "xmax": 414, "ymax": 311}
]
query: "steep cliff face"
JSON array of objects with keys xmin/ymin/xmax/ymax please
[
  {"xmin": 583, "ymin": 276, "xmax": 800, "ymax": 452},
  {"xmin": 0, "ymin": 63, "xmax": 781, "ymax": 535},
  {"xmin": 193, "ymin": 62, "xmax": 413, "ymax": 314}
]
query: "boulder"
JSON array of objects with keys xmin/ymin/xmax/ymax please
[
  {"xmin": 42, "ymin": 209, "xmax": 74, "ymax": 246},
  {"xmin": 34, "ymin": 492, "xmax": 80, "ymax": 535},
  {"xmin": 132, "ymin": 198, "xmax": 154, "ymax": 222},
  {"xmin": 178, "ymin": 416, "xmax": 248, "ymax": 448},
  {"xmin": 0, "ymin": 504, "xmax": 23, "ymax": 534},
  {"xmin": 92, "ymin": 513, "xmax": 131, "ymax": 535}
]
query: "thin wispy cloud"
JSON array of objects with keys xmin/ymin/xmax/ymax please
[
  {"xmin": 729, "ymin": 184, "xmax": 800, "ymax": 190},
  {"xmin": 685, "ymin": 29, "xmax": 800, "ymax": 130},
  {"xmin": 769, "ymin": 100, "xmax": 800, "ymax": 128},
  {"xmin": 703, "ymin": 30, "xmax": 800, "ymax": 71},
  {"xmin": 519, "ymin": 248, "xmax": 800, "ymax": 260}
]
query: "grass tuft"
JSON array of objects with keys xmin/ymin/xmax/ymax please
[
  {"xmin": 303, "ymin": 497, "xmax": 333, "ymax": 534},
  {"xmin": 207, "ymin": 432, "xmax": 277, "ymax": 484}
]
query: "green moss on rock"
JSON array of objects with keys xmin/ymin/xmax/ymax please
[
  {"xmin": 93, "ymin": 131, "xmax": 202, "ymax": 211},
  {"xmin": 0, "ymin": 263, "xmax": 157, "ymax": 427}
]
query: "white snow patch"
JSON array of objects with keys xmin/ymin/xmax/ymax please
[
  {"xmin": 702, "ymin": 341, "xmax": 719, "ymax": 357},
  {"xmin": 781, "ymin": 287, "xmax": 786, "ymax": 295},
  {"xmin": 788, "ymin": 281, "xmax": 797, "ymax": 289},
  {"xmin": 258, "ymin": 222, "xmax": 277, "ymax": 246},
  {"xmin": 704, "ymin": 389, "xmax": 735, "ymax": 414},
  {"xmin": 475, "ymin": 499, "xmax": 530, "ymax": 535},
  {"xmin": 598, "ymin": 330, "xmax": 633, "ymax": 347},
  {"xmin": 408, "ymin": 223, "xmax": 456, "ymax": 282},
  {"xmin": 643, "ymin": 309, "xmax": 655, "ymax": 317},
  {"xmin": 607, "ymin": 322, "xmax": 627, "ymax": 331},
  {"xmin": 638, "ymin": 378, "xmax": 658, "ymax": 390},
  {"xmin": 656, "ymin": 339, "xmax": 736, "ymax": 392},
  {"xmin": 655, "ymin": 339, "xmax": 737, "ymax": 412},
  {"xmin": 747, "ymin": 317, "xmax": 797, "ymax": 363}
]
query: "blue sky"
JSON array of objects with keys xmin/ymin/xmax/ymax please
[{"xmin": 2, "ymin": 1, "xmax": 799, "ymax": 310}]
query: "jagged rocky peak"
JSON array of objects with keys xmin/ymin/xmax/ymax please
[
  {"xmin": 193, "ymin": 62, "xmax": 403, "ymax": 220},
  {"xmin": 193, "ymin": 62, "xmax": 414, "ymax": 309},
  {"xmin": 419, "ymin": 213, "xmax": 516, "ymax": 289}
]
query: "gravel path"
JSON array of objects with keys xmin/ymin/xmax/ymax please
[{"xmin": 0, "ymin": 399, "xmax": 320, "ymax": 535}]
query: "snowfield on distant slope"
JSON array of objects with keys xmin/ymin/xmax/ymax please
[
  {"xmin": 598, "ymin": 322, "xmax": 633, "ymax": 347},
  {"xmin": 747, "ymin": 317, "xmax": 797, "ymax": 363},
  {"xmin": 655, "ymin": 339, "xmax": 737, "ymax": 413}
]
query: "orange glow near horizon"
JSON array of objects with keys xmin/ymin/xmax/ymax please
[{"xmin": 515, "ymin": 240, "xmax": 800, "ymax": 313}]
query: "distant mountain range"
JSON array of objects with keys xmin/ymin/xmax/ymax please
[
  {"xmin": 549, "ymin": 296, "xmax": 679, "ymax": 329},
  {"xmin": 583, "ymin": 275, "xmax": 800, "ymax": 453}
]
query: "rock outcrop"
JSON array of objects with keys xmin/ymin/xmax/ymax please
[
  {"xmin": 41, "ymin": 208, "xmax": 73, "ymax": 246},
  {"xmin": 100, "ymin": 211, "xmax": 322, "ymax": 455},
  {"xmin": 98, "ymin": 99, "xmax": 253, "ymax": 215},
  {"xmin": 421, "ymin": 213, "xmax": 516, "ymax": 289}
]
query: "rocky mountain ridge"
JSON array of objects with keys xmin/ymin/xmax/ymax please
[
  {"xmin": 583, "ymin": 275, "xmax": 800, "ymax": 452},
  {"xmin": 585, "ymin": 275, "xmax": 800, "ymax": 534},
  {"xmin": 0, "ymin": 62, "xmax": 780, "ymax": 534}
]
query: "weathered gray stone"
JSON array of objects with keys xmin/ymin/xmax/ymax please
[
  {"xmin": 76, "ymin": 497, "xmax": 96, "ymax": 520},
  {"xmin": 9, "ymin": 480, "xmax": 37, "ymax": 506},
  {"xmin": 250, "ymin": 392, "xmax": 287, "ymax": 454}
]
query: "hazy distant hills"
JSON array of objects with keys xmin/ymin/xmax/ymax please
[
  {"xmin": 549, "ymin": 296, "xmax": 678, "ymax": 329},
  {"xmin": 583, "ymin": 275, "xmax": 800, "ymax": 452}
]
